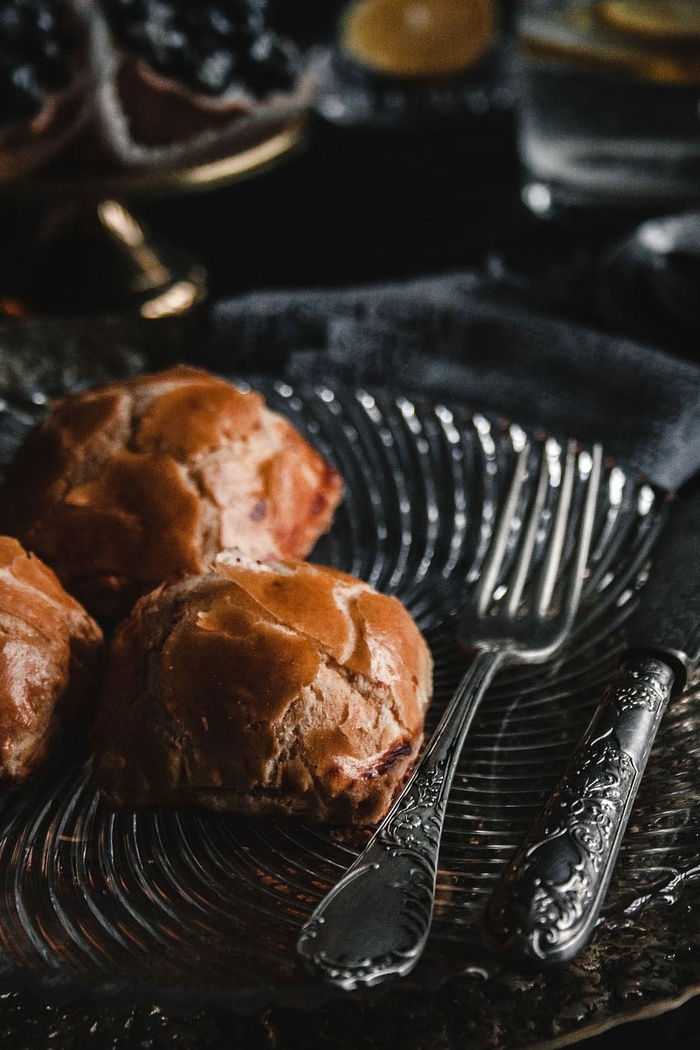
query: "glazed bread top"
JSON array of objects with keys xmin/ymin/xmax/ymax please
[
  {"xmin": 0, "ymin": 536, "xmax": 103, "ymax": 781},
  {"xmin": 0, "ymin": 365, "xmax": 342, "ymax": 618},
  {"xmin": 0, "ymin": 535, "xmax": 102, "ymax": 649},
  {"xmin": 91, "ymin": 551, "xmax": 433, "ymax": 824}
]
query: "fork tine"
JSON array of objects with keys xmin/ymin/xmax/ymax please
[
  {"xmin": 533, "ymin": 440, "xmax": 578, "ymax": 618},
  {"xmin": 561, "ymin": 442, "xmax": 603, "ymax": 616},
  {"xmin": 298, "ymin": 429, "xmax": 606, "ymax": 990},
  {"xmin": 536, "ymin": 442, "xmax": 603, "ymax": 622},
  {"xmin": 477, "ymin": 438, "xmax": 532, "ymax": 616},
  {"xmin": 505, "ymin": 442, "xmax": 554, "ymax": 617}
]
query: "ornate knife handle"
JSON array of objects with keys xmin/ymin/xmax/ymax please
[
  {"xmin": 296, "ymin": 648, "xmax": 504, "ymax": 990},
  {"xmin": 483, "ymin": 655, "xmax": 675, "ymax": 970}
]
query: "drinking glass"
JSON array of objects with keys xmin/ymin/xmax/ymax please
[{"xmin": 515, "ymin": 0, "xmax": 700, "ymax": 215}]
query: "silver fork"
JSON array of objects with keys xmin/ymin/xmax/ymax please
[{"xmin": 296, "ymin": 437, "xmax": 603, "ymax": 990}]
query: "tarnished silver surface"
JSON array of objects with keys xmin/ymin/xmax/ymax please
[
  {"xmin": 485, "ymin": 484, "xmax": 700, "ymax": 972},
  {"xmin": 297, "ymin": 649, "xmax": 507, "ymax": 989},
  {"xmin": 0, "ymin": 366, "xmax": 698, "ymax": 1048},
  {"xmin": 297, "ymin": 440, "xmax": 602, "ymax": 988},
  {"xmin": 484, "ymin": 656, "xmax": 675, "ymax": 969}
]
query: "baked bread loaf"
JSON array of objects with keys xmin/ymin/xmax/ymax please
[
  {"xmin": 0, "ymin": 536, "xmax": 103, "ymax": 783},
  {"xmin": 0, "ymin": 365, "xmax": 342, "ymax": 619},
  {"xmin": 91, "ymin": 551, "xmax": 433, "ymax": 825}
]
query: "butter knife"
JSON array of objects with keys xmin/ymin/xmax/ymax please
[{"xmin": 483, "ymin": 487, "xmax": 700, "ymax": 970}]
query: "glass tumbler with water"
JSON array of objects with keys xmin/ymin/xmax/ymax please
[{"xmin": 515, "ymin": 0, "xmax": 700, "ymax": 213}]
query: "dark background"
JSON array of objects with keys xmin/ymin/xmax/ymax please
[{"xmin": 1, "ymin": 5, "xmax": 700, "ymax": 1045}]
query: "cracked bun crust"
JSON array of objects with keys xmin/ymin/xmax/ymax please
[
  {"xmin": 0, "ymin": 536, "xmax": 103, "ymax": 783},
  {"xmin": 90, "ymin": 552, "xmax": 433, "ymax": 826},
  {"xmin": 0, "ymin": 366, "xmax": 343, "ymax": 620}
]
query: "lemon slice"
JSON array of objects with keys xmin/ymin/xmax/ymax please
[
  {"xmin": 598, "ymin": 1, "xmax": 700, "ymax": 41},
  {"xmin": 341, "ymin": 0, "xmax": 496, "ymax": 79}
]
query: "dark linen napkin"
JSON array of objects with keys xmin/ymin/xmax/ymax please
[{"xmin": 203, "ymin": 271, "xmax": 700, "ymax": 494}]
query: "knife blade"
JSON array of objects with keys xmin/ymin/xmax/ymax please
[{"xmin": 482, "ymin": 485, "xmax": 700, "ymax": 970}]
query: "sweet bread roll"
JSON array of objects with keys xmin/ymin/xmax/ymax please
[
  {"xmin": 0, "ymin": 365, "xmax": 342, "ymax": 619},
  {"xmin": 0, "ymin": 536, "xmax": 103, "ymax": 783},
  {"xmin": 91, "ymin": 551, "xmax": 433, "ymax": 825}
]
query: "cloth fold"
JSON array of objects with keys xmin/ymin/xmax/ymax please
[{"xmin": 204, "ymin": 272, "xmax": 700, "ymax": 492}]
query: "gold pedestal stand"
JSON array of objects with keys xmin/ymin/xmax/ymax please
[{"xmin": 1, "ymin": 118, "xmax": 307, "ymax": 319}]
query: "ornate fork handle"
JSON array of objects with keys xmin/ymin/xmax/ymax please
[
  {"xmin": 297, "ymin": 648, "xmax": 505, "ymax": 989},
  {"xmin": 483, "ymin": 655, "xmax": 675, "ymax": 970}
]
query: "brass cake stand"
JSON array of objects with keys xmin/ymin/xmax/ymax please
[{"xmin": 1, "ymin": 115, "xmax": 308, "ymax": 319}]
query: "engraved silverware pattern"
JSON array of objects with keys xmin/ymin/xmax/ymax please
[
  {"xmin": 0, "ymin": 376, "xmax": 671, "ymax": 1014},
  {"xmin": 297, "ymin": 436, "xmax": 603, "ymax": 989},
  {"xmin": 484, "ymin": 488, "xmax": 700, "ymax": 970}
]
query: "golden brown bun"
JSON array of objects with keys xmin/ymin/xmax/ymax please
[
  {"xmin": 0, "ymin": 536, "xmax": 103, "ymax": 783},
  {"xmin": 0, "ymin": 365, "xmax": 343, "ymax": 619},
  {"xmin": 91, "ymin": 552, "xmax": 433, "ymax": 826}
]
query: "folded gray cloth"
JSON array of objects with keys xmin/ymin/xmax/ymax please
[{"xmin": 205, "ymin": 272, "xmax": 700, "ymax": 492}]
